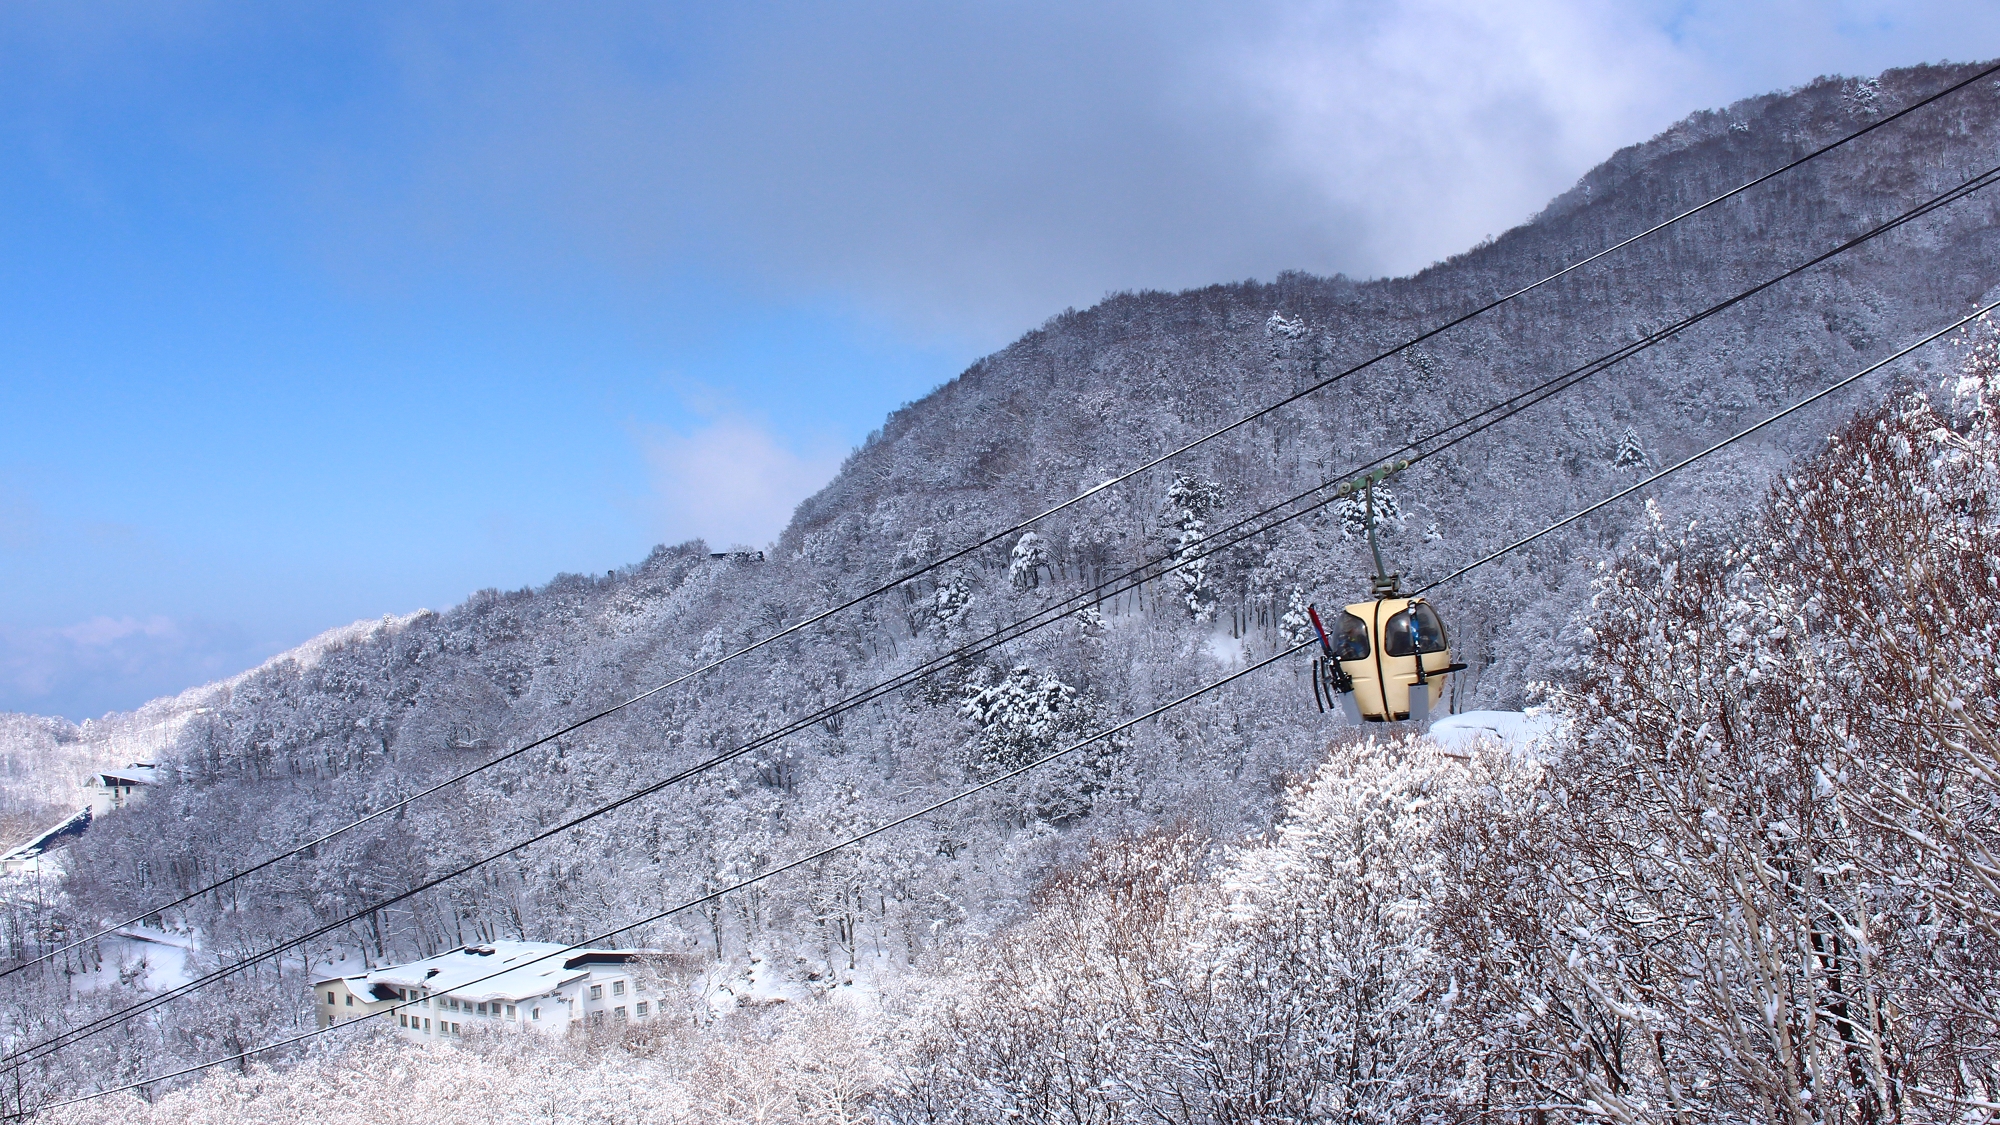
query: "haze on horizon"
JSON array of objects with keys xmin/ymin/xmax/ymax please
[{"xmin": 2, "ymin": 0, "xmax": 1995, "ymax": 720}]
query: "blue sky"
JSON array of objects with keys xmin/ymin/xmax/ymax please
[{"xmin": 3, "ymin": 0, "xmax": 1996, "ymax": 719}]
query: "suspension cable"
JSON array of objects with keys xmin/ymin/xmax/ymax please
[
  {"xmin": 1394, "ymin": 164, "xmax": 2000, "ymax": 474},
  {"xmin": 22, "ymin": 297, "xmax": 1998, "ymax": 1118},
  {"xmin": 8, "ymin": 642, "xmax": 1309, "ymax": 1119},
  {"xmin": 14, "ymin": 60, "xmax": 1987, "ymax": 984},
  {"xmin": 1415, "ymin": 299, "xmax": 2000, "ymax": 596},
  {"xmin": 14, "ymin": 147, "xmax": 1997, "ymax": 1073}
]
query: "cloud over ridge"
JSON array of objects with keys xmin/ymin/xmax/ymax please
[{"xmin": 642, "ymin": 415, "xmax": 842, "ymax": 552}]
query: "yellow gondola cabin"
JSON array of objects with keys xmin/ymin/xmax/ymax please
[
  {"xmin": 1310, "ymin": 598, "xmax": 1455, "ymax": 723},
  {"xmin": 1305, "ymin": 461, "xmax": 1463, "ymax": 723}
]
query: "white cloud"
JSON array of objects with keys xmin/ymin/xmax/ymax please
[
  {"xmin": 1234, "ymin": 0, "xmax": 1716, "ymax": 274},
  {"xmin": 271, "ymin": 0, "xmax": 2000, "ymax": 345},
  {"xmin": 0, "ymin": 615, "xmax": 263, "ymax": 720},
  {"xmin": 54, "ymin": 614, "xmax": 178, "ymax": 650},
  {"xmin": 27, "ymin": 2, "xmax": 1994, "ymax": 345},
  {"xmin": 640, "ymin": 416, "xmax": 843, "ymax": 552},
  {"xmin": 15, "ymin": 1, "xmax": 2000, "ymax": 348},
  {"xmin": 676, "ymin": 0, "xmax": 1712, "ymax": 329}
]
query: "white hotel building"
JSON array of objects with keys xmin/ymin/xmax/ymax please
[{"xmin": 314, "ymin": 941, "xmax": 664, "ymax": 1039}]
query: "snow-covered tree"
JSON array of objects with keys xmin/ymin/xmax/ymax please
[
  {"xmin": 1466, "ymin": 323, "xmax": 2000, "ymax": 1120},
  {"xmin": 1613, "ymin": 424, "xmax": 1646, "ymax": 470},
  {"xmin": 1006, "ymin": 532, "xmax": 1048, "ymax": 590},
  {"xmin": 1278, "ymin": 586, "xmax": 1315, "ymax": 648},
  {"xmin": 1163, "ymin": 475, "xmax": 1224, "ymax": 621},
  {"xmin": 958, "ymin": 666, "xmax": 1086, "ymax": 772},
  {"xmin": 1336, "ymin": 483, "xmax": 1399, "ymax": 540},
  {"xmin": 929, "ymin": 570, "xmax": 973, "ymax": 634},
  {"xmin": 887, "ymin": 736, "xmax": 1534, "ymax": 1123},
  {"xmin": 958, "ymin": 665, "xmax": 1109, "ymax": 824}
]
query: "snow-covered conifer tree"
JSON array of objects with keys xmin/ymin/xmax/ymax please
[
  {"xmin": 1613, "ymin": 424, "xmax": 1646, "ymax": 470},
  {"xmin": 1336, "ymin": 483, "xmax": 1399, "ymax": 540},
  {"xmin": 958, "ymin": 666, "xmax": 1085, "ymax": 771},
  {"xmin": 1278, "ymin": 586, "xmax": 1314, "ymax": 648},
  {"xmin": 958, "ymin": 665, "xmax": 1108, "ymax": 823},
  {"xmin": 1164, "ymin": 475, "xmax": 1224, "ymax": 621},
  {"xmin": 1007, "ymin": 532, "xmax": 1048, "ymax": 590},
  {"xmin": 929, "ymin": 570, "xmax": 973, "ymax": 634}
]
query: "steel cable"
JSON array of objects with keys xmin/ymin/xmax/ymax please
[
  {"xmin": 27, "ymin": 291, "xmax": 1995, "ymax": 1116},
  {"xmin": 11, "ymin": 144, "xmax": 1998, "ymax": 1076},
  {"xmin": 12, "ymin": 59, "xmax": 1989, "ymax": 984}
]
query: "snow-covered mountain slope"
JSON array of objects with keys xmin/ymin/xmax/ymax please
[
  {"xmin": 6, "ymin": 62, "xmax": 1999, "ymax": 1055},
  {"xmin": 0, "ymin": 615, "xmax": 421, "ymax": 834}
]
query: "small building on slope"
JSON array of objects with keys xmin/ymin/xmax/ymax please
[
  {"xmin": 1, "ymin": 762, "xmax": 167, "ymax": 875},
  {"xmin": 88, "ymin": 762, "xmax": 161, "ymax": 815},
  {"xmin": 313, "ymin": 941, "xmax": 665, "ymax": 1040},
  {"xmin": 0, "ymin": 807, "xmax": 91, "ymax": 875}
]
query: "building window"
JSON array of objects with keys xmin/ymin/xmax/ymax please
[
  {"xmin": 614, "ymin": 1006, "xmax": 626, "ymax": 1020},
  {"xmin": 589, "ymin": 984, "xmax": 603, "ymax": 1000},
  {"xmin": 344, "ymin": 995, "xmax": 353, "ymax": 1007},
  {"xmin": 506, "ymin": 1004, "xmax": 517, "ymax": 1018},
  {"xmin": 448, "ymin": 998, "xmax": 459, "ymax": 1010},
  {"xmin": 399, "ymin": 1014, "xmax": 407, "ymax": 1027},
  {"xmin": 531, "ymin": 1006, "xmax": 540, "ymax": 1021},
  {"xmin": 635, "ymin": 1002, "xmax": 648, "ymax": 1016},
  {"xmin": 475, "ymin": 1003, "xmax": 486, "ymax": 1015},
  {"xmin": 326, "ymin": 992, "xmax": 335, "ymax": 1005},
  {"xmin": 611, "ymin": 981, "xmax": 625, "ymax": 996},
  {"xmin": 452, "ymin": 1022, "xmax": 461, "ymax": 1034},
  {"xmin": 423, "ymin": 1019, "xmax": 431, "ymax": 1032},
  {"xmin": 591, "ymin": 1011, "xmax": 605, "ymax": 1026}
]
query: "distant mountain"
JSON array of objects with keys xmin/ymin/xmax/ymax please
[
  {"xmin": 0, "ymin": 615, "xmax": 418, "ymax": 838},
  {"xmin": 6, "ymin": 61, "xmax": 1999, "ymax": 1089}
]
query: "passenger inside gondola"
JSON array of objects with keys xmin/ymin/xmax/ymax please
[{"xmin": 1382, "ymin": 602, "xmax": 1447, "ymax": 657}]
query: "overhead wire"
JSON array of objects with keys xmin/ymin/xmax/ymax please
[
  {"xmin": 28, "ymin": 290, "xmax": 2000, "ymax": 1116},
  {"xmin": 10, "ymin": 641, "xmax": 1309, "ymax": 1119},
  {"xmin": 13, "ymin": 58, "xmax": 1992, "ymax": 983},
  {"xmin": 1413, "ymin": 297, "xmax": 2000, "ymax": 596},
  {"xmin": 12, "ymin": 147, "xmax": 1999, "ymax": 1074},
  {"xmin": 1390, "ymin": 162, "xmax": 2000, "ymax": 474}
]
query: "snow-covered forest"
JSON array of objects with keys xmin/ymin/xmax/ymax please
[{"xmin": 6, "ymin": 62, "xmax": 2000, "ymax": 1121}]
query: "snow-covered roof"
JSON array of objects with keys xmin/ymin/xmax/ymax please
[
  {"xmin": 312, "ymin": 968, "xmax": 390, "ymax": 992},
  {"xmin": 357, "ymin": 942, "xmax": 612, "ymax": 1002},
  {"xmin": 97, "ymin": 763, "xmax": 160, "ymax": 787},
  {"xmin": 2, "ymin": 807, "xmax": 91, "ymax": 861}
]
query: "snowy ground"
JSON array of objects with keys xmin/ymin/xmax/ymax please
[
  {"xmin": 1203, "ymin": 632, "xmax": 1252, "ymax": 666},
  {"xmin": 1426, "ymin": 710, "xmax": 1556, "ymax": 756},
  {"xmin": 74, "ymin": 924, "xmax": 195, "ymax": 993}
]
